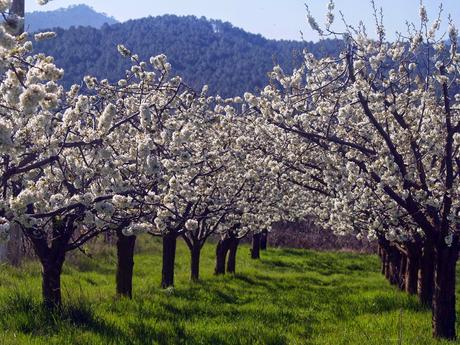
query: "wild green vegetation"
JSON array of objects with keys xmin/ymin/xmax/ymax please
[{"xmin": 0, "ymin": 238, "xmax": 457, "ymax": 345}]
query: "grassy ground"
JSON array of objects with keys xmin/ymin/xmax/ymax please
[{"xmin": 0, "ymin": 237, "xmax": 459, "ymax": 345}]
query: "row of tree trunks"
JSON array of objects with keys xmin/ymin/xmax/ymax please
[
  {"xmin": 114, "ymin": 229, "xmax": 243, "ymax": 300},
  {"xmin": 378, "ymin": 240, "xmax": 460, "ymax": 340},
  {"xmin": 379, "ymin": 241, "xmax": 434, "ymax": 306},
  {"xmin": 43, "ymin": 226, "xmax": 252, "ymax": 306}
]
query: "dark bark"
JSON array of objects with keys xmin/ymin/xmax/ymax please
[
  {"xmin": 398, "ymin": 253, "xmax": 407, "ymax": 291},
  {"xmin": 405, "ymin": 246, "xmax": 419, "ymax": 295},
  {"xmin": 116, "ymin": 230, "xmax": 136, "ymax": 298},
  {"xmin": 432, "ymin": 243, "xmax": 458, "ymax": 340},
  {"xmin": 260, "ymin": 229, "xmax": 268, "ymax": 250},
  {"xmin": 161, "ymin": 232, "xmax": 177, "ymax": 288},
  {"xmin": 227, "ymin": 237, "xmax": 239, "ymax": 274},
  {"xmin": 387, "ymin": 247, "xmax": 401, "ymax": 286},
  {"xmin": 190, "ymin": 244, "xmax": 201, "ymax": 282},
  {"xmin": 42, "ymin": 258, "xmax": 64, "ymax": 308},
  {"xmin": 384, "ymin": 249, "xmax": 390, "ymax": 280},
  {"xmin": 381, "ymin": 250, "xmax": 387, "ymax": 275},
  {"xmin": 214, "ymin": 238, "xmax": 230, "ymax": 275},
  {"xmin": 29, "ymin": 215, "xmax": 77, "ymax": 308},
  {"xmin": 251, "ymin": 233, "xmax": 261, "ymax": 259},
  {"xmin": 379, "ymin": 240, "xmax": 392, "ymax": 280},
  {"xmin": 418, "ymin": 242, "xmax": 434, "ymax": 307}
]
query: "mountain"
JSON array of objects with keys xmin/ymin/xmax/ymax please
[
  {"xmin": 26, "ymin": 4, "xmax": 118, "ymax": 32},
  {"xmin": 33, "ymin": 14, "xmax": 342, "ymax": 97}
]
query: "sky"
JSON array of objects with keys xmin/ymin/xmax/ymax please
[{"xmin": 25, "ymin": 0, "xmax": 460, "ymax": 41}]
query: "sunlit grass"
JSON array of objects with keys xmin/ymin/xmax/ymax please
[{"xmin": 0, "ymin": 237, "xmax": 458, "ymax": 344}]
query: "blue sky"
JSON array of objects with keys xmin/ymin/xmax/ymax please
[{"xmin": 25, "ymin": 0, "xmax": 460, "ymax": 41}]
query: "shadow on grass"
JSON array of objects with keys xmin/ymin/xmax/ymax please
[{"xmin": 0, "ymin": 292, "xmax": 131, "ymax": 342}]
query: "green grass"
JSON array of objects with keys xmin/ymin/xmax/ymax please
[{"xmin": 0, "ymin": 237, "xmax": 459, "ymax": 344}]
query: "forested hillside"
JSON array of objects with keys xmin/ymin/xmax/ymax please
[
  {"xmin": 26, "ymin": 4, "xmax": 118, "ymax": 32},
  {"xmin": 33, "ymin": 15, "xmax": 342, "ymax": 96}
]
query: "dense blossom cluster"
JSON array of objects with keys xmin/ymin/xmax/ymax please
[{"xmin": 0, "ymin": 23, "xmax": 310, "ymax": 287}]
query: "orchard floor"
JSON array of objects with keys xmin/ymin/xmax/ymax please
[{"xmin": 0, "ymin": 238, "xmax": 459, "ymax": 345}]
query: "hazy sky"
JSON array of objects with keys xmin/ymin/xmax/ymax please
[{"xmin": 25, "ymin": 0, "xmax": 460, "ymax": 41}]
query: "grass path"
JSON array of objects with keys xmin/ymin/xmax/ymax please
[{"xmin": 0, "ymin": 238, "xmax": 458, "ymax": 344}]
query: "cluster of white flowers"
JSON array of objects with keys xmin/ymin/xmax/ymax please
[{"xmin": 34, "ymin": 31, "xmax": 57, "ymax": 41}]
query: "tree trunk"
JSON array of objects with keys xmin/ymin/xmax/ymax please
[
  {"xmin": 6, "ymin": 223, "xmax": 23, "ymax": 266},
  {"xmin": 0, "ymin": 243, "xmax": 6, "ymax": 262},
  {"xmin": 190, "ymin": 244, "xmax": 201, "ymax": 282},
  {"xmin": 418, "ymin": 242, "xmax": 434, "ymax": 307},
  {"xmin": 384, "ymin": 248, "xmax": 391, "ymax": 280},
  {"xmin": 161, "ymin": 232, "xmax": 177, "ymax": 288},
  {"xmin": 227, "ymin": 237, "xmax": 239, "ymax": 274},
  {"xmin": 388, "ymin": 247, "xmax": 401, "ymax": 286},
  {"xmin": 381, "ymin": 247, "xmax": 388, "ymax": 276},
  {"xmin": 251, "ymin": 233, "xmax": 261, "ymax": 259},
  {"xmin": 405, "ymin": 246, "xmax": 419, "ymax": 295},
  {"xmin": 42, "ymin": 258, "xmax": 64, "ymax": 308},
  {"xmin": 432, "ymin": 244, "xmax": 458, "ymax": 340},
  {"xmin": 398, "ymin": 253, "xmax": 407, "ymax": 291},
  {"xmin": 381, "ymin": 250, "xmax": 386, "ymax": 275},
  {"xmin": 378, "ymin": 244, "xmax": 384, "ymax": 274},
  {"xmin": 116, "ymin": 230, "xmax": 136, "ymax": 298},
  {"xmin": 260, "ymin": 229, "xmax": 268, "ymax": 250},
  {"xmin": 215, "ymin": 238, "xmax": 230, "ymax": 275}
]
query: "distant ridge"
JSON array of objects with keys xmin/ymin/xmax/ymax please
[
  {"xmin": 26, "ymin": 4, "xmax": 118, "ymax": 32},
  {"xmin": 33, "ymin": 14, "xmax": 342, "ymax": 97}
]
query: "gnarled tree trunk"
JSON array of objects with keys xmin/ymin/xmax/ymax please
[
  {"xmin": 116, "ymin": 229, "xmax": 136, "ymax": 298},
  {"xmin": 432, "ymin": 243, "xmax": 458, "ymax": 340},
  {"xmin": 226, "ymin": 237, "xmax": 239, "ymax": 274},
  {"xmin": 161, "ymin": 232, "xmax": 177, "ymax": 288},
  {"xmin": 29, "ymin": 216, "xmax": 76, "ymax": 308}
]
